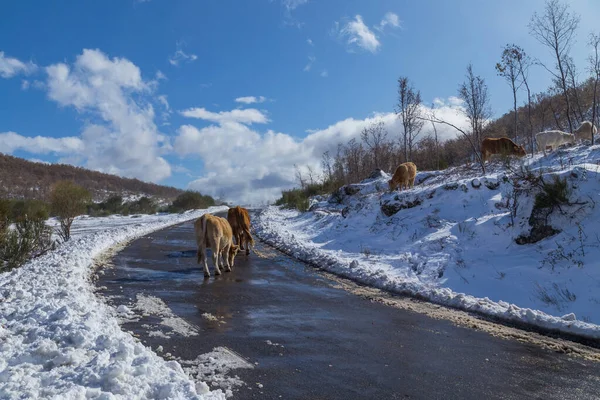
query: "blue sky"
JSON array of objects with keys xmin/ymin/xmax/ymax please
[{"xmin": 1, "ymin": 0, "xmax": 599, "ymax": 204}]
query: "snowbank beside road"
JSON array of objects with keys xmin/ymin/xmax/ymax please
[
  {"xmin": 255, "ymin": 144, "xmax": 600, "ymax": 340},
  {"xmin": 0, "ymin": 207, "xmax": 228, "ymax": 399}
]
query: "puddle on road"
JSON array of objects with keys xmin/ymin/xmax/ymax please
[{"xmin": 167, "ymin": 249, "xmax": 197, "ymax": 258}]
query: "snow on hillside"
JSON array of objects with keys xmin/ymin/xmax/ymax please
[
  {"xmin": 0, "ymin": 207, "xmax": 228, "ymax": 399},
  {"xmin": 255, "ymin": 143, "xmax": 600, "ymax": 340}
]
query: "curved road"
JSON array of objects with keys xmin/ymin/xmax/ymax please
[{"xmin": 95, "ymin": 215, "xmax": 600, "ymax": 399}]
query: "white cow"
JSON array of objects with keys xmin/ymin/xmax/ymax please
[
  {"xmin": 574, "ymin": 121, "xmax": 598, "ymax": 142},
  {"xmin": 535, "ymin": 130, "xmax": 575, "ymax": 155}
]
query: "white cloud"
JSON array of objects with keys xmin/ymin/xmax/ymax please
[
  {"xmin": 168, "ymin": 42, "xmax": 198, "ymax": 66},
  {"xmin": 307, "ymin": 38, "xmax": 313, "ymax": 46},
  {"xmin": 0, "ymin": 131, "xmax": 84, "ymax": 155},
  {"xmin": 155, "ymin": 70, "xmax": 167, "ymax": 80},
  {"xmin": 40, "ymin": 48, "xmax": 171, "ymax": 182},
  {"xmin": 173, "ymin": 99, "xmax": 469, "ymax": 205},
  {"xmin": 333, "ymin": 12, "xmax": 400, "ymax": 54},
  {"xmin": 157, "ymin": 94, "xmax": 171, "ymax": 123},
  {"xmin": 179, "ymin": 107, "xmax": 269, "ymax": 125},
  {"xmin": 333, "ymin": 15, "xmax": 380, "ymax": 53},
  {"xmin": 376, "ymin": 12, "xmax": 401, "ymax": 32},
  {"xmin": 303, "ymin": 56, "xmax": 315, "ymax": 72},
  {"xmin": 21, "ymin": 80, "xmax": 30, "ymax": 90},
  {"xmin": 0, "ymin": 51, "xmax": 37, "ymax": 78},
  {"xmin": 235, "ymin": 96, "xmax": 267, "ymax": 104},
  {"xmin": 320, "ymin": 69, "xmax": 328, "ymax": 78},
  {"xmin": 157, "ymin": 94, "xmax": 170, "ymax": 111}
]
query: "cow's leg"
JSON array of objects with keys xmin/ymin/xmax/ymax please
[
  {"xmin": 212, "ymin": 243, "xmax": 222, "ymax": 276},
  {"xmin": 245, "ymin": 234, "xmax": 250, "ymax": 256},
  {"xmin": 223, "ymin": 243, "xmax": 232, "ymax": 272},
  {"xmin": 200, "ymin": 245, "xmax": 210, "ymax": 278},
  {"xmin": 238, "ymin": 232, "xmax": 245, "ymax": 251}
]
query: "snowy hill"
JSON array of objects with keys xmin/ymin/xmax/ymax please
[{"xmin": 255, "ymin": 143, "xmax": 600, "ymax": 339}]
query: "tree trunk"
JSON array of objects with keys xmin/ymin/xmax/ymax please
[
  {"xmin": 592, "ymin": 79, "xmax": 598, "ymax": 146},
  {"xmin": 513, "ymin": 88, "xmax": 518, "ymax": 143},
  {"xmin": 555, "ymin": 46, "xmax": 574, "ymax": 133},
  {"xmin": 431, "ymin": 121, "xmax": 439, "ymax": 170}
]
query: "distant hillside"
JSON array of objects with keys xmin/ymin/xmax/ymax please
[{"xmin": 0, "ymin": 153, "xmax": 184, "ymax": 202}]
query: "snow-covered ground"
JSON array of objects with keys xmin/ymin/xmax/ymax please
[
  {"xmin": 47, "ymin": 213, "xmax": 179, "ymax": 240},
  {"xmin": 0, "ymin": 207, "xmax": 230, "ymax": 399},
  {"xmin": 255, "ymin": 143, "xmax": 600, "ymax": 340}
]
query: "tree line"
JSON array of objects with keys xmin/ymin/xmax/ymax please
[{"xmin": 0, "ymin": 153, "xmax": 184, "ymax": 202}]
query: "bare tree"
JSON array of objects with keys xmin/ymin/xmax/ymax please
[
  {"xmin": 548, "ymin": 92, "xmax": 565, "ymax": 130},
  {"xmin": 513, "ymin": 46, "xmax": 535, "ymax": 155},
  {"xmin": 396, "ymin": 77, "xmax": 424, "ymax": 161},
  {"xmin": 294, "ymin": 164, "xmax": 306, "ymax": 189},
  {"xmin": 589, "ymin": 33, "xmax": 600, "ymax": 145},
  {"xmin": 321, "ymin": 151, "xmax": 333, "ymax": 182},
  {"xmin": 360, "ymin": 120, "xmax": 388, "ymax": 170},
  {"xmin": 458, "ymin": 63, "xmax": 492, "ymax": 151},
  {"xmin": 305, "ymin": 165, "xmax": 317, "ymax": 186},
  {"xmin": 344, "ymin": 138, "xmax": 365, "ymax": 183},
  {"xmin": 496, "ymin": 45, "xmax": 523, "ymax": 142},
  {"xmin": 429, "ymin": 102, "xmax": 440, "ymax": 170},
  {"xmin": 565, "ymin": 57, "xmax": 585, "ymax": 123},
  {"xmin": 529, "ymin": 0, "xmax": 580, "ymax": 133},
  {"xmin": 417, "ymin": 109, "xmax": 486, "ymax": 174}
]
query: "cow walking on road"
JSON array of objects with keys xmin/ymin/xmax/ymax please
[
  {"xmin": 227, "ymin": 206, "xmax": 255, "ymax": 255},
  {"xmin": 194, "ymin": 213, "xmax": 240, "ymax": 277}
]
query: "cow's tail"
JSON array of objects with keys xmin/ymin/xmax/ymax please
[
  {"xmin": 237, "ymin": 211, "xmax": 255, "ymax": 248},
  {"xmin": 244, "ymin": 226, "xmax": 255, "ymax": 247},
  {"xmin": 202, "ymin": 214, "xmax": 208, "ymax": 241}
]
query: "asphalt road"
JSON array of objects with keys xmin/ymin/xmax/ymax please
[{"xmin": 95, "ymin": 216, "xmax": 600, "ymax": 400}]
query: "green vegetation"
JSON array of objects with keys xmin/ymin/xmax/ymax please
[
  {"xmin": 0, "ymin": 199, "xmax": 54, "ymax": 272},
  {"xmin": 275, "ymin": 181, "xmax": 338, "ymax": 211},
  {"xmin": 169, "ymin": 191, "xmax": 216, "ymax": 213},
  {"xmin": 87, "ymin": 195, "xmax": 158, "ymax": 217},
  {"xmin": 535, "ymin": 175, "xmax": 571, "ymax": 210},
  {"xmin": 50, "ymin": 181, "xmax": 92, "ymax": 242}
]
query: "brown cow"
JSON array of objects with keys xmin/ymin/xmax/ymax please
[
  {"xmin": 389, "ymin": 162, "xmax": 417, "ymax": 191},
  {"xmin": 227, "ymin": 206, "xmax": 255, "ymax": 255},
  {"xmin": 481, "ymin": 137, "xmax": 526, "ymax": 162},
  {"xmin": 194, "ymin": 213, "xmax": 239, "ymax": 277}
]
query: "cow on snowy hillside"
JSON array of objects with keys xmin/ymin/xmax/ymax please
[
  {"xmin": 573, "ymin": 121, "xmax": 598, "ymax": 142},
  {"xmin": 389, "ymin": 162, "xmax": 417, "ymax": 191},
  {"xmin": 535, "ymin": 130, "xmax": 575, "ymax": 155},
  {"xmin": 480, "ymin": 137, "xmax": 526, "ymax": 162}
]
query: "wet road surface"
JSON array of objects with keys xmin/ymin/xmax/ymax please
[{"xmin": 96, "ymin": 217, "xmax": 600, "ymax": 399}]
